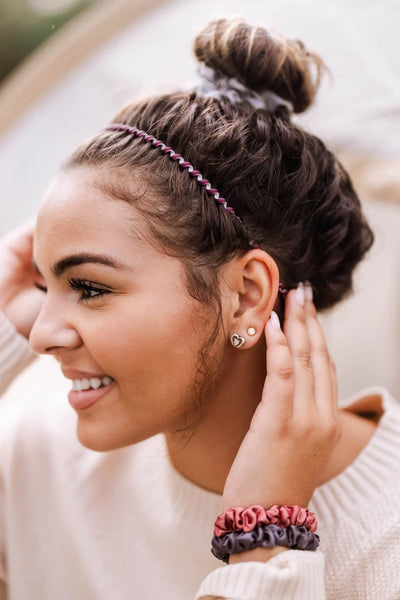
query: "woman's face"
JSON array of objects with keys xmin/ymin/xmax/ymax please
[{"xmin": 31, "ymin": 166, "xmax": 221, "ymax": 451}]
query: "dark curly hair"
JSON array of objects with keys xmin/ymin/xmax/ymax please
[{"xmin": 64, "ymin": 17, "xmax": 374, "ymax": 313}]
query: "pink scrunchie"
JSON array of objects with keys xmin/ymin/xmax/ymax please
[{"xmin": 214, "ymin": 505, "xmax": 318, "ymax": 536}]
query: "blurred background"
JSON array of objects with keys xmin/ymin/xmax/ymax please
[
  {"xmin": 0, "ymin": 0, "xmax": 399, "ymax": 400},
  {"xmin": 0, "ymin": 0, "xmax": 96, "ymax": 84}
]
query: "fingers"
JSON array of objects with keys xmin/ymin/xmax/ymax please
[
  {"xmin": 329, "ymin": 355, "xmax": 340, "ymax": 437},
  {"xmin": 262, "ymin": 312, "xmax": 294, "ymax": 424},
  {"xmin": 302, "ymin": 286, "xmax": 337, "ymax": 424},
  {"xmin": 263, "ymin": 282, "xmax": 338, "ymax": 431},
  {"xmin": 283, "ymin": 283, "xmax": 337, "ymax": 424},
  {"xmin": 2, "ymin": 218, "xmax": 36, "ymax": 245},
  {"xmin": 282, "ymin": 284, "xmax": 314, "ymax": 412},
  {"xmin": 1, "ymin": 219, "xmax": 36, "ymax": 266}
]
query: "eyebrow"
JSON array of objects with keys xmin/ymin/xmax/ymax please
[{"xmin": 33, "ymin": 253, "xmax": 129, "ymax": 277}]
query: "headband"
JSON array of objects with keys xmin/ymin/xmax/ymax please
[{"xmin": 104, "ymin": 123, "xmax": 289, "ymax": 299}]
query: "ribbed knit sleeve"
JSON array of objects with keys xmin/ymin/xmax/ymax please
[
  {"xmin": 195, "ymin": 550, "xmax": 325, "ymax": 600},
  {"xmin": 0, "ymin": 311, "xmax": 35, "ymax": 396}
]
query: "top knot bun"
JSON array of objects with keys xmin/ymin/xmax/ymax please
[{"xmin": 194, "ymin": 18, "xmax": 325, "ymax": 113}]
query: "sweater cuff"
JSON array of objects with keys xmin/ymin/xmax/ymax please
[
  {"xmin": 0, "ymin": 311, "xmax": 36, "ymax": 395},
  {"xmin": 195, "ymin": 550, "xmax": 325, "ymax": 600}
]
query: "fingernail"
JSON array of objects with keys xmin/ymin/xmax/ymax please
[
  {"xmin": 295, "ymin": 282, "xmax": 305, "ymax": 306},
  {"xmin": 304, "ymin": 281, "xmax": 313, "ymax": 302},
  {"xmin": 270, "ymin": 311, "xmax": 281, "ymax": 330}
]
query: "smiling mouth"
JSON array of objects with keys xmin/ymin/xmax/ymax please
[
  {"xmin": 68, "ymin": 376, "xmax": 115, "ymax": 412},
  {"xmin": 71, "ymin": 376, "xmax": 114, "ymax": 392}
]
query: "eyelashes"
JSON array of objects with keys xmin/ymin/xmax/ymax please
[
  {"xmin": 69, "ymin": 278, "xmax": 111, "ymax": 302},
  {"xmin": 34, "ymin": 278, "xmax": 111, "ymax": 303}
]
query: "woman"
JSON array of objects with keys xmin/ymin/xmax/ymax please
[{"xmin": 0, "ymin": 18, "xmax": 399, "ymax": 600}]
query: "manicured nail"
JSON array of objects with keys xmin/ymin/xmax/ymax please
[
  {"xmin": 304, "ymin": 281, "xmax": 313, "ymax": 302},
  {"xmin": 270, "ymin": 311, "xmax": 281, "ymax": 330},
  {"xmin": 295, "ymin": 282, "xmax": 305, "ymax": 306}
]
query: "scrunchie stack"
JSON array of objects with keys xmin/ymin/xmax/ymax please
[{"xmin": 211, "ymin": 505, "xmax": 319, "ymax": 563}]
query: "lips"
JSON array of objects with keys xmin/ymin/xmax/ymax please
[
  {"xmin": 68, "ymin": 379, "xmax": 115, "ymax": 411},
  {"xmin": 62, "ymin": 367, "xmax": 115, "ymax": 411},
  {"xmin": 62, "ymin": 367, "xmax": 113, "ymax": 381}
]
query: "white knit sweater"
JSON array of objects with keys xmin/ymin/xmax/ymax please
[{"xmin": 0, "ymin": 311, "xmax": 399, "ymax": 600}]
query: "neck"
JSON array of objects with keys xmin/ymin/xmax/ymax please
[
  {"xmin": 165, "ymin": 344, "xmax": 381, "ymax": 497},
  {"xmin": 165, "ymin": 341, "xmax": 266, "ymax": 495}
]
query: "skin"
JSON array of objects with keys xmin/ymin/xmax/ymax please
[
  {"xmin": 30, "ymin": 168, "xmax": 224, "ymax": 451},
  {"xmin": 1, "ymin": 165, "xmax": 379, "ymax": 566}
]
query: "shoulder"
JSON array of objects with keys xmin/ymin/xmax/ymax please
[
  {"xmin": 340, "ymin": 386, "xmax": 396, "ymax": 418},
  {"xmin": 320, "ymin": 387, "xmax": 400, "ymax": 485}
]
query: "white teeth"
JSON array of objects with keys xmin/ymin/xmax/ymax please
[
  {"xmin": 81, "ymin": 379, "xmax": 90, "ymax": 390},
  {"xmin": 71, "ymin": 376, "xmax": 114, "ymax": 392},
  {"xmin": 90, "ymin": 377, "xmax": 102, "ymax": 389}
]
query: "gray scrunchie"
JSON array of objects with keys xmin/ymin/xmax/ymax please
[
  {"xmin": 195, "ymin": 64, "xmax": 293, "ymax": 113},
  {"xmin": 211, "ymin": 524, "xmax": 320, "ymax": 563}
]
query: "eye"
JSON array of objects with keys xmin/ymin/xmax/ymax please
[
  {"xmin": 69, "ymin": 278, "xmax": 111, "ymax": 302},
  {"xmin": 34, "ymin": 282, "xmax": 47, "ymax": 293},
  {"xmin": 34, "ymin": 279, "xmax": 111, "ymax": 302}
]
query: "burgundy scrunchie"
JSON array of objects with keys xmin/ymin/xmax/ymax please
[{"xmin": 214, "ymin": 505, "xmax": 318, "ymax": 536}]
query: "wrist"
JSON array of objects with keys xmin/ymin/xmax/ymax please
[{"xmin": 229, "ymin": 546, "xmax": 288, "ymax": 564}]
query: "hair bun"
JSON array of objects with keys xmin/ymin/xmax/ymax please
[{"xmin": 194, "ymin": 18, "xmax": 325, "ymax": 113}]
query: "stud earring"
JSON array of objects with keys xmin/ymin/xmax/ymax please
[
  {"xmin": 231, "ymin": 333, "xmax": 245, "ymax": 348},
  {"xmin": 247, "ymin": 326, "xmax": 256, "ymax": 336}
]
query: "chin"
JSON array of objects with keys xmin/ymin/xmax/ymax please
[
  {"xmin": 77, "ymin": 430, "xmax": 123, "ymax": 452},
  {"xmin": 75, "ymin": 419, "xmax": 160, "ymax": 452}
]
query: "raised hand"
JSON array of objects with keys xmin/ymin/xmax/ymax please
[
  {"xmin": 0, "ymin": 220, "xmax": 44, "ymax": 340},
  {"xmin": 222, "ymin": 283, "xmax": 340, "ymax": 513}
]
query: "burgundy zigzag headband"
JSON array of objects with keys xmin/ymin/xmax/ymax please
[{"xmin": 104, "ymin": 123, "xmax": 289, "ymax": 299}]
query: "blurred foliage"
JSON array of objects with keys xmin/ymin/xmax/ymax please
[{"xmin": 0, "ymin": 0, "xmax": 98, "ymax": 84}]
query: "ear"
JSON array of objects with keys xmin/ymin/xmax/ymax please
[{"xmin": 221, "ymin": 249, "xmax": 280, "ymax": 349}]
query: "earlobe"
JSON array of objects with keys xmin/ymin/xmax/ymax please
[{"xmin": 230, "ymin": 327, "xmax": 257, "ymax": 349}]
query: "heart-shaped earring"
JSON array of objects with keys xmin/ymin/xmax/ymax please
[{"xmin": 231, "ymin": 333, "xmax": 245, "ymax": 348}]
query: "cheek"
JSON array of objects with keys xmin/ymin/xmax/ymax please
[
  {"xmin": 74, "ymin": 298, "xmax": 223, "ymax": 451},
  {"xmin": 83, "ymin": 297, "xmax": 209, "ymax": 396}
]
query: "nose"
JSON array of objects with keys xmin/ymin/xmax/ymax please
[{"xmin": 29, "ymin": 296, "xmax": 82, "ymax": 355}]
